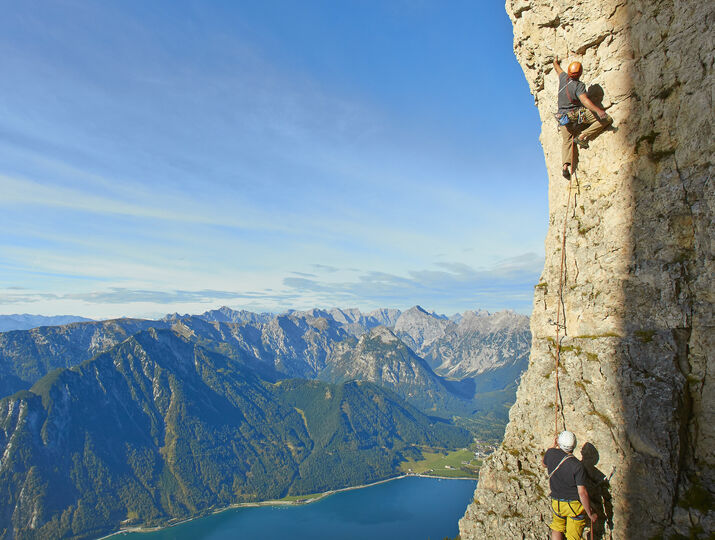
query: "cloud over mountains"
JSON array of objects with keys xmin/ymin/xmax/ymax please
[{"xmin": 1, "ymin": 254, "xmax": 541, "ymax": 318}]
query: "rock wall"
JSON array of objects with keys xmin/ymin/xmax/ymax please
[{"xmin": 459, "ymin": 1, "xmax": 713, "ymax": 538}]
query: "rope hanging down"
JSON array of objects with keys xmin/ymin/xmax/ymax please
[
  {"xmin": 552, "ymin": 142, "xmax": 594, "ymax": 540},
  {"xmin": 553, "ymin": 140, "xmax": 576, "ymax": 437},
  {"xmin": 552, "ymin": 140, "xmax": 594, "ymax": 540}
]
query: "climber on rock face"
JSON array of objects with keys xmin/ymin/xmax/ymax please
[
  {"xmin": 543, "ymin": 431, "xmax": 597, "ymax": 540},
  {"xmin": 553, "ymin": 57, "xmax": 613, "ymax": 179}
]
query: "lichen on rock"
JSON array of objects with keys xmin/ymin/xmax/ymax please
[{"xmin": 459, "ymin": 1, "xmax": 713, "ymax": 538}]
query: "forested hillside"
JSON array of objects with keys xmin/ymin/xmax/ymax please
[
  {"xmin": 0, "ymin": 319, "xmax": 170, "ymax": 397},
  {"xmin": 0, "ymin": 308, "xmax": 530, "ymax": 405},
  {"xmin": 0, "ymin": 328, "xmax": 468, "ymax": 539},
  {"xmin": 0, "ymin": 306, "xmax": 531, "ymax": 538}
]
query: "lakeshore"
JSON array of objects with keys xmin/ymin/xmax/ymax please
[
  {"xmin": 101, "ymin": 445, "xmax": 481, "ymax": 539},
  {"xmin": 101, "ymin": 475, "xmax": 405, "ymax": 538},
  {"xmin": 101, "ymin": 475, "xmax": 477, "ymax": 540}
]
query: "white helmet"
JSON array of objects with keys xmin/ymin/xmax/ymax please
[{"xmin": 558, "ymin": 430, "xmax": 576, "ymax": 452}]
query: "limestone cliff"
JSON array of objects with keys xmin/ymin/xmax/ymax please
[{"xmin": 459, "ymin": 1, "xmax": 713, "ymax": 538}]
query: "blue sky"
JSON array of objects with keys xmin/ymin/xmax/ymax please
[{"xmin": 0, "ymin": 0, "xmax": 546, "ymax": 319}]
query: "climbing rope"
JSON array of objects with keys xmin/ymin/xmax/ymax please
[
  {"xmin": 553, "ymin": 141, "xmax": 596, "ymax": 540},
  {"xmin": 553, "ymin": 138, "xmax": 576, "ymax": 436}
]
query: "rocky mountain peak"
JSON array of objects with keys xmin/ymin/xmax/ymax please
[
  {"xmin": 394, "ymin": 305, "xmax": 452, "ymax": 353},
  {"xmin": 363, "ymin": 325, "xmax": 400, "ymax": 345},
  {"xmin": 367, "ymin": 308, "xmax": 401, "ymax": 327},
  {"xmin": 457, "ymin": 309, "xmax": 529, "ymax": 334},
  {"xmin": 326, "ymin": 307, "xmax": 362, "ymax": 324},
  {"xmin": 199, "ymin": 306, "xmax": 273, "ymax": 325}
]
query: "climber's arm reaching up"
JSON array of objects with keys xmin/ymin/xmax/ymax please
[{"xmin": 553, "ymin": 57, "xmax": 564, "ymax": 75}]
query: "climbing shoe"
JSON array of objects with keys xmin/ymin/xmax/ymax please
[
  {"xmin": 562, "ymin": 166, "xmax": 571, "ymax": 179},
  {"xmin": 575, "ymin": 137, "xmax": 589, "ymax": 148}
]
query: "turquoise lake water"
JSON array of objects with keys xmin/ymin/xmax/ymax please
[{"xmin": 115, "ymin": 476, "xmax": 476, "ymax": 540}]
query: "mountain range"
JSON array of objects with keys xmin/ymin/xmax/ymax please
[
  {"xmin": 0, "ymin": 306, "xmax": 530, "ymax": 401},
  {"xmin": 0, "ymin": 319, "xmax": 171, "ymax": 397},
  {"xmin": 0, "ymin": 328, "xmax": 467, "ymax": 539},
  {"xmin": 0, "ymin": 306, "xmax": 530, "ymax": 539},
  {"xmin": 0, "ymin": 314, "xmax": 93, "ymax": 333}
]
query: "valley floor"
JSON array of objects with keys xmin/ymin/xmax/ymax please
[{"xmin": 400, "ymin": 446, "xmax": 482, "ymax": 479}]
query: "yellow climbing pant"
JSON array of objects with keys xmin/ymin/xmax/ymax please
[{"xmin": 550, "ymin": 498, "xmax": 586, "ymax": 540}]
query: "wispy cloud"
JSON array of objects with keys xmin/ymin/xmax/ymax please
[
  {"xmin": 0, "ymin": 291, "xmax": 62, "ymax": 304},
  {"xmin": 0, "ymin": 287, "xmax": 299, "ymax": 306},
  {"xmin": 66, "ymin": 288, "xmax": 267, "ymax": 304},
  {"xmin": 283, "ymin": 254, "xmax": 543, "ymax": 313},
  {"xmin": 0, "ymin": 174, "xmax": 288, "ymax": 233},
  {"xmin": 0, "ymin": 2, "xmax": 548, "ymax": 319},
  {"xmin": 0, "ymin": 253, "xmax": 542, "ymax": 316},
  {"xmin": 311, "ymin": 264, "xmax": 340, "ymax": 273}
]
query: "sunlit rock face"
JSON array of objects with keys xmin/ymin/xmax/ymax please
[{"xmin": 459, "ymin": 1, "xmax": 713, "ymax": 538}]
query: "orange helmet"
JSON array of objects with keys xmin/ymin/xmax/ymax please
[{"xmin": 567, "ymin": 61, "xmax": 583, "ymax": 79}]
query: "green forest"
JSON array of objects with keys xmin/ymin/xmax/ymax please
[{"xmin": 0, "ymin": 329, "xmax": 470, "ymax": 539}]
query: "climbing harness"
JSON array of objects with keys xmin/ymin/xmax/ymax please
[
  {"xmin": 551, "ymin": 499, "xmax": 587, "ymax": 521},
  {"xmin": 555, "ymin": 107, "xmax": 586, "ymax": 128},
  {"xmin": 578, "ymin": 108, "xmax": 587, "ymax": 125}
]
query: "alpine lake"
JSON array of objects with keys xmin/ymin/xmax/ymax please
[{"xmin": 111, "ymin": 475, "xmax": 477, "ymax": 540}]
